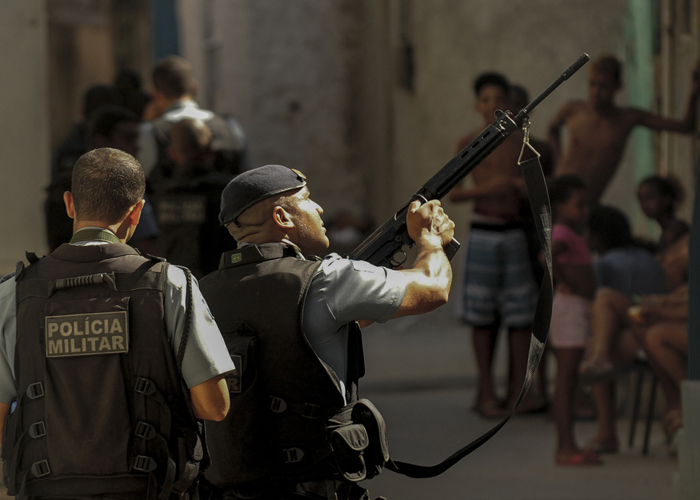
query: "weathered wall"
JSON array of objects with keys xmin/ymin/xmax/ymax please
[{"xmin": 0, "ymin": 0, "xmax": 50, "ymax": 273}]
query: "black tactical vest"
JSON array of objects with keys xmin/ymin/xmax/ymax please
[
  {"xmin": 151, "ymin": 168, "xmax": 235, "ymax": 278},
  {"xmin": 2, "ymin": 243, "xmax": 204, "ymax": 498},
  {"xmin": 200, "ymin": 243, "xmax": 368, "ymax": 490}
]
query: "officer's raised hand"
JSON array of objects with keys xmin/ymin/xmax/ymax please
[{"xmin": 406, "ymin": 199, "xmax": 456, "ymax": 250}]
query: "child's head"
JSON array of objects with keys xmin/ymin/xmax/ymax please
[
  {"xmin": 474, "ymin": 72, "xmax": 510, "ymax": 123},
  {"xmin": 588, "ymin": 54, "xmax": 622, "ymax": 108},
  {"xmin": 549, "ymin": 175, "xmax": 589, "ymax": 228},
  {"xmin": 637, "ymin": 175, "xmax": 684, "ymax": 220},
  {"xmin": 588, "ymin": 205, "xmax": 633, "ymax": 253}
]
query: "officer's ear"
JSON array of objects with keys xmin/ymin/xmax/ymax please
[
  {"xmin": 64, "ymin": 191, "xmax": 76, "ymax": 220},
  {"xmin": 126, "ymin": 199, "xmax": 146, "ymax": 227},
  {"xmin": 272, "ymin": 205, "xmax": 294, "ymax": 230}
]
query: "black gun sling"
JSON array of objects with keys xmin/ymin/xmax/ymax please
[{"xmin": 386, "ymin": 154, "xmax": 553, "ymax": 479}]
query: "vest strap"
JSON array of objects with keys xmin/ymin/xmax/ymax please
[
  {"xmin": 26, "ymin": 381, "xmax": 44, "ymax": 399},
  {"xmin": 16, "ymin": 269, "xmax": 167, "ymax": 303},
  {"xmin": 269, "ymin": 396, "xmax": 323, "ymax": 420},
  {"xmin": 135, "ymin": 421, "xmax": 157, "ymax": 440},
  {"xmin": 220, "ymin": 243, "xmax": 299, "ymax": 270},
  {"xmin": 133, "ymin": 455, "xmax": 157, "ymax": 473},
  {"xmin": 30, "ymin": 460, "xmax": 51, "ymax": 478},
  {"xmin": 28, "ymin": 421, "xmax": 47, "ymax": 439}
]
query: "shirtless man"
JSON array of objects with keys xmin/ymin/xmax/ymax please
[
  {"xmin": 450, "ymin": 73, "xmax": 545, "ymax": 418},
  {"xmin": 548, "ymin": 54, "xmax": 700, "ymax": 203}
]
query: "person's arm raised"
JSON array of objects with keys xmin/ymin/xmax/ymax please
[
  {"xmin": 393, "ymin": 200, "xmax": 454, "ymax": 318},
  {"xmin": 636, "ymin": 61, "xmax": 700, "ymax": 133}
]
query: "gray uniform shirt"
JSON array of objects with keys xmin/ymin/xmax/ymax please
[
  {"xmin": 0, "ymin": 240, "xmax": 235, "ymax": 403},
  {"xmin": 302, "ymin": 253, "xmax": 408, "ymax": 401}
]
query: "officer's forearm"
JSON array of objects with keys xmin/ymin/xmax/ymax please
[{"xmin": 393, "ymin": 238, "xmax": 452, "ymax": 318}]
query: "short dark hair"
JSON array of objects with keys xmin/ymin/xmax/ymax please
[
  {"xmin": 152, "ymin": 56, "xmax": 194, "ymax": 99},
  {"xmin": 548, "ymin": 174, "xmax": 587, "ymax": 207},
  {"xmin": 591, "ymin": 54, "xmax": 622, "ymax": 86},
  {"xmin": 639, "ymin": 174, "xmax": 685, "ymax": 206},
  {"xmin": 88, "ymin": 105, "xmax": 139, "ymax": 144},
  {"xmin": 474, "ymin": 72, "xmax": 510, "ymax": 96},
  {"xmin": 72, "ymin": 148, "xmax": 145, "ymax": 224},
  {"xmin": 589, "ymin": 205, "xmax": 633, "ymax": 250}
]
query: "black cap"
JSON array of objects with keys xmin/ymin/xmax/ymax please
[{"xmin": 219, "ymin": 164, "xmax": 307, "ymax": 225}]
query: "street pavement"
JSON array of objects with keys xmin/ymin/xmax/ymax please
[
  {"xmin": 359, "ymin": 305, "xmax": 677, "ymax": 500},
  {"xmin": 0, "ymin": 303, "xmax": 677, "ymax": 499}
]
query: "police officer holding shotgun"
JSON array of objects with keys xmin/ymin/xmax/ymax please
[
  {"xmin": 198, "ymin": 164, "xmax": 455, "ymax": 500},
  {"xmin": 0, "ymin": 147, "xmax": 234, "ymax": 499}
]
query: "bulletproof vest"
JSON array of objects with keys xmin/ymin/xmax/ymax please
[
  {"xmin": 199, "ymin": 243, "xmax": 367, "ymax": 489},
  {"xmin": 2, "ymin": 243, "xmax": 204, "ymax": 498},
  {"xmin": 151, "ymin": 168, "xmax": 235, "ymax": 278},
  {"xmin": 149, "ymin": 112, "xmax": 247, "ymax": 182}
]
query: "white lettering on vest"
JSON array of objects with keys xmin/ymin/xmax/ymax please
[
  {"xmin": 98, "ymin": 337, "xmax": 111, "ymax": 351},
  {"xmin": 110, "ymin": 319, "xmax": 123, "ymax": 334},
  {"xmin": 48, "ymin": 339, "xmax": 63, "ymax": 355},
  {"xmin": 47, "ymin": 322, "xmax": 59, "ymax": 338},
  {"xmin": 60, "ymin": 323, "xmax": 71, "ymax": 337},
  {"xmin": 91, "ymin": 320, "xmax": 102, "ymax": 335}
]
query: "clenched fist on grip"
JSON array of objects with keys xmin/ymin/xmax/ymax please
[{"xmin": 406, "ymin": 200, "xmax": 455, "ymax": 249}]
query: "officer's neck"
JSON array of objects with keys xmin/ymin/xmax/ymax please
[{"xmin": 73, "ymin": 219, "xmax": 133, "ymax": 244}]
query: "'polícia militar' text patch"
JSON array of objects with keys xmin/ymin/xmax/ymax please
[{"xmin": 45, "ymin": 311, "xmax": 129, "ymax": 358}]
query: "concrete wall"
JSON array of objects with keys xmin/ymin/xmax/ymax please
[{"xmin": 0, "ymin": 0, "xmax": 50, "ymax": 273}]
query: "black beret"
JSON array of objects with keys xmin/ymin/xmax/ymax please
[{"xmin": 219, "ymin": 164, "xmax": 307, "ymax": 225}]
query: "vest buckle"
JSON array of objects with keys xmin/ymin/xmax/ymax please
[
  {"xmin": 282, "ymin": 447, "xmax": 305, "ymax": 464},
  {"xmin": 30, "ymin": 460, "xmax": 51, "ymax": 478},
  {"xmin": 300, "ymin": 403, "xmax": 322, "ymax": 419},
  {"xmin": 28, "ymin": 421, "xmax": 47, "ymax": 439},
  {"xmin": 26, "ymin": 382, "xmax": 44, "ymax": 400},
  {"xmin": 134, "ymin": 377, "xmax": 156, "ymax": 396},
  {"xmin": 269, "ymin": 396, "xmax": 288, "ymax": 413},
  {"xmin": 135, "ymin": 421, "xmax": 157, "ymax": 440},
  {"xmin": 133, "ymin": 455, "xmax": 157, "ymax": 473}
]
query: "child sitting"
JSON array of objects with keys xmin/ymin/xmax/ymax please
[{"xmin": 548, "ymin": 175, "xmax": 601, "ymax": 466}]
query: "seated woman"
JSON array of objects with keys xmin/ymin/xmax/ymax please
[
  {"xmin": 629, "ymin": 234, "xmax": 689, "ymax": 444},
  {"xmin": 579, "ymin": 206, "xmax": 667, "ymax": 453},
  {"xmin": 580, "ymin": 206, "xmax": 667, "ymax": 381}
]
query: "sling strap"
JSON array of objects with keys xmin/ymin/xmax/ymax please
[{"xmin": 386, "ymin": 151, "xmax": 553, "ymax": 478}]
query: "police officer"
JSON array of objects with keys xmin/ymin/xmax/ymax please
[
  {"xmin": 199, "ymin": 165, "xmax": 455, "ymax": 500},
  {"xmin": 0, "ymin": 148, "xmax": 234, "ymax": 499}
]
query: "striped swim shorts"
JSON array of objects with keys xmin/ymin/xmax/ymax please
[{"xmin": 460, "ymin": 222, "xmax": 538, "ymax": 328}]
